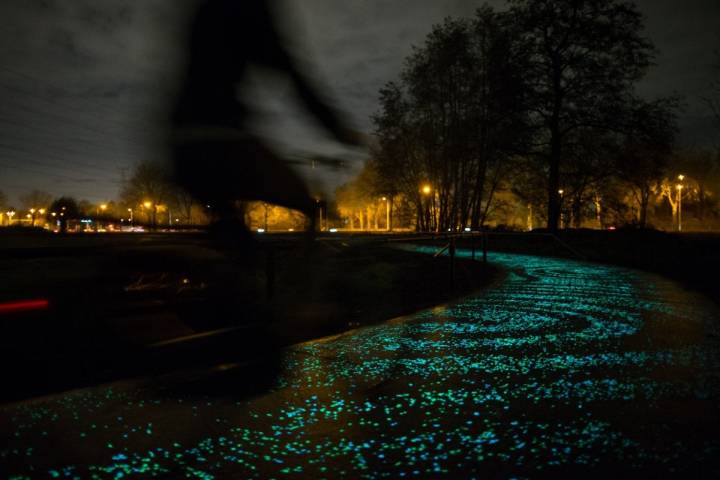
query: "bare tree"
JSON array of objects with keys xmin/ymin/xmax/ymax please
[
  {"xmin": 374, "ymin": 8, "xmax": 529, "ymax": 232},
  {"xmin": 509, "ymin": 0, "xmax": 656, "ymax": 231},
  {"xmin": 615, "ymin": 98, "xmax": 678, "ymax": 228},
  {"xmin": 120, "ymin": 161, "xmax": 174, "ymax": 229},
  {"xmin": 20, "ymin": 190, "xmax": 53, "ymax": 211}
]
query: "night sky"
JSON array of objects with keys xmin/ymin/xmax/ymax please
[{"xmin": 0, "ymin": 0, "xmax": 718, "ymax": 205}]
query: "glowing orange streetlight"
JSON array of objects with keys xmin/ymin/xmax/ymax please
[
  {"xmin": 677, "ymin": 174, "xmax": 685, "ymax": 232},
  {"xmin": 421, "ymin": 184, "xmax": 432, "ymax": 195},
  {"xmin": 381, "ymin": 197, "xmax": 390, "ymax": 231}
]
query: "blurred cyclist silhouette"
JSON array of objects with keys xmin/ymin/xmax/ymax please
[{"xmin": 172, "ymin": 0, "xmax": 361, "ymax": 242}]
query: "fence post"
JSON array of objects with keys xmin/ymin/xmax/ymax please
[
  {"xmin": 449, "ymin": 236, "xmax": 456, "ymax": 291},
  {"xmin": 482, "ymin": 230, "xmax": 488, "ymax": 265}
]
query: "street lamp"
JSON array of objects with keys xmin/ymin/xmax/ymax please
[
  {"xmin": 143, "ymin": 201, "xmax": 156, "ymax": 230},
  {"xmin": 420, "ymin": 184, "xmax": 434, "ymax": 232},
  {"xmin": 95, "ymin": 203, "xmax": 107, "ymax": 232},
  {"xmin": 7, "ymin": 211, "xmax": 15, "ymax": 225},
  {"xmin": 29, "ymin": 208, "xmax": 36, "ymax": 226},
  {"xmin": 676, "ymin": 174, "xmax": 684, "ymax": 232},
  {"xmin": 382, "ymin": 196, "xmax": 390, "ymax": 231}
]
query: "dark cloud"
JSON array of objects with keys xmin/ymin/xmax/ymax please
[{"xmin": 0, "ymin": 0, "xmax": 718, "ymax": 203}]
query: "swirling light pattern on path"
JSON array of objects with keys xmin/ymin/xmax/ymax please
[{"xmin": 2, "ymin": 248, "xmax": 719, "ymax": 478}]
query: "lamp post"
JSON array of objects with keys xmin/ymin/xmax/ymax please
[
  {"xmin": 128, "ymin": 208, "xmax": 133, "ymax": 227},
  {"xmin": 95, "ymin": 203, "xmax": 107, "ymax": 231},
  {"xmin": 382, "ymin": 197, "xmax": 390, "ymax": 231},
  {"xmin": 421, "ymin": 184, "xmax": 433, "ymax": 232},
  {"xmin": 558, "ymin": 190, "xmax": 564, "ymax": 228},
  {"xmin": 677, "ymin": 174, "xmax": 684, "ymax": 232},
  {"xmin": 143, "ymin": 201, "xmax": 155, "ymax": 230},
  {"xmin": 29, "ymin": 208, "xmax": 36, "ymax": 227},
  {"xmin": 7, "ymin": 211, "xmax": 15, "ymax": 225}
]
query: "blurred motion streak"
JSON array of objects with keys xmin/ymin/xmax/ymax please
[{"xmin": 0, "ymin": 299, "xmax": 50, "ymax": 314}]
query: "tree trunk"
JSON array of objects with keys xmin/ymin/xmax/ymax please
[
  {"xmin": 547, "ymin": 58, "xmax": 563, "ymax": 232},
  {"xmin": 572, "ymin": 196, "xmax": 582, "ymax": 228},
  {"xmin": 547, "ymin": 141, "xmax": 561, "ymax": 232},
  {"xmin": 638, "ymin": 188, "xmax": 649, "ymax": 228},
  {"xmin": 389, "ymin": 195, "xmax": 394, "ymax": 231},
  {"xmin": 594, "ymin": 194, "xmax": 602, "ymax": 229}
]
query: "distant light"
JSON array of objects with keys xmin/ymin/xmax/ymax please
[
  {"xmin": 288, "ymin": 228, "xmax": 294, "ymax": 232},
  {"xmin": 558, "ymin": 189, "xmax": 564, "ymax": 195},
  {"xmin": 80, "ymin": 219, "xmax": 92, "ymax": 224},
  {"xmin": 678, "ymin": 174, "xmax": 685, "ymax": 181},
  {"xmin": 422, "ymin": 185, "xmax": 432, "ymax": 195},
  {"xmin": 608, "ymin": 226, "xmax": 616, "ymax": 231},
  {"xmin": 329, "ymin": 228, "xmax": 338, "ymax": 233},
  {"xmin": 381, "ymin": 197, "xmax": 387, "ymax": 201},
  {"xmin": 143, "ymin": 201, "xmax": 152, "ymax": 209},
  {"xmin": 257, "ymin": 228, "xmax": 265, "ymax": 233},
  {"xmin": 464, "ymin": 227, "xmax": 471, "ymax": 232}
]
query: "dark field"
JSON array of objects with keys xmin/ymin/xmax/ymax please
[{"xmin": 0, "ymin": 231, "xmax": 495, "ymax": 403}]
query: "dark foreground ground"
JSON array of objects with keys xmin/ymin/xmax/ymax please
[
  {"xmin": 0, "ymin": 231, "xmax": 496, "ymax": 404},
  {"xmin": 1, "ymin": 244, "xmax": 718, "ymax": 478}
]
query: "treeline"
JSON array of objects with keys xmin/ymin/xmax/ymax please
[
  {"xmin": 0, "ymin": 160, "xmax": 310, "ymax": 232},
  {"xmin": 337, "ymin": 0, "xmax": 720, "ymax": 232}
]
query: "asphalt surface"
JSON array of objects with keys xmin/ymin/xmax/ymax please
[{"xmin": 2, "ymin": 247, "xmax": 719, "ymax": 478}]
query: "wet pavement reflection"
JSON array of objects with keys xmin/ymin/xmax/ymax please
[{"xmin": 2, "ymin": 249, "xmax": 719, "ymax": 477}]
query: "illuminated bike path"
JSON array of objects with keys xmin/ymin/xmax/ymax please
[{"xmin": 2, "ymin": 249, "xmax": 719, "ymax": 478}]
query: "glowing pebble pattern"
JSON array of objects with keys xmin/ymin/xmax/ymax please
[{"xmin": 1, "ymin": 249, "xmax": 719, "ymax": 477}]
